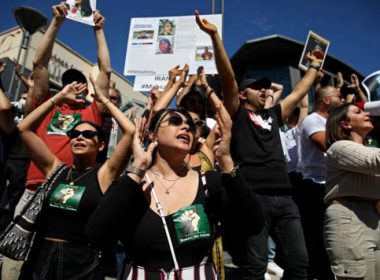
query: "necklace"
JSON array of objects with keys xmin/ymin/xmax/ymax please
[
  {"xmin": 150, "ymin": 171, "xmax": 181, "ymax": 195},
  {"xmin": 150, "ymin": 170, "xmax": 180, "ymax": 182},
  {"xmin": 66, "ymin": 167, "xmax": 94, "ymax": 186}
]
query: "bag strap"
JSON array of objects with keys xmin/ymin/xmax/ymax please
[
  {"xmin": 200, "ymin": 171, "xmax": 209, "ymax": 198},
  {"xmin": 18, "ymin": 163, "xmax": 68, "ymax": 217}
]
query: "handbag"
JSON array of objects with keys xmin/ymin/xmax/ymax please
[{"xmin": 0, "ymin": 163, "xmax": 68, "ymax": 261}]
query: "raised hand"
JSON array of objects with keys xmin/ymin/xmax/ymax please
[
  {"xmin": 168, "ymin": 65, "xmax": 182, "ymax": 83},
  {"xmin": 57, "ymin": 81, "xmax": 87, "ymax": 105},
  {"xmin": 336, "ymin": 72, "xmax": 344, "ymax": 89},
  {"xmin": 195, "ymin": 10, "xmax": 218, "ymax": 36},
  {"xmin": 176, "ymin": 64, "xmax": 189, "ymax": 87},
  {"xmin": 88, "ymin": 73, "xmax": 107, "ymax": 104},
  {"xmin": 213, "ymin": 104, "xmax": 232, "ymax": 164},
  {"xmin": 196, "ymin": 66, "xmax": 208, "ymax": 89},
  {"xmin": 52, "ymin": 2, "xmax": 68, "ymax": 22},
  {"xmin": 347, "ymin": 73, "xmax": 360, "ymax": 91},
  {"xmin": 93, "ymin": 10, "xmax": 105, "ymax": 30},
  {"xmin": 132, "ymin": 118, "xmax": 157, "ymax": 171}
]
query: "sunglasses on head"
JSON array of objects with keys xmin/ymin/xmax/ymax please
[
  {"xmin": 67, "ymin": 129, "xmax": 98, "ymax": 139},
  {"xmin": 166, "ymin": 114, "xmax": 196, "ymax": 133}
]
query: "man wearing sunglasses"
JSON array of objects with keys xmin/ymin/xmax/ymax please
[{"xmin": 196, "ymin": 12, "xmax": 323, "ymax": 280}]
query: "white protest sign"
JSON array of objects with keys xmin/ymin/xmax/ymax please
[
  {"xmin": 134, "ymin": 75, "xmax": 169, "ymax": 92},
  {"xmin": 124, "ymin": 14, "xmax": 222, "ymax": 76}
]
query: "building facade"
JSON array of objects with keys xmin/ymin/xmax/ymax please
[
  {"xmin": 0, "ymin": 26, "xmax": 147, "ymax": 115},
  {"xmin": 230, "ymin": 34, "xmax": 363, "ymax": 102}
]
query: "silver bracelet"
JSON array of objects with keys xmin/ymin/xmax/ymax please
[{"xmin": 126, "ymin": 165, "xmax": 145, "ymax": 178}]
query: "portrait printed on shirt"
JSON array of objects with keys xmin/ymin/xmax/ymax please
[
  {"xmin": 49, "ymin": 183, "xmax": 86, "ymax": 212},
  {"xmin": 173, "ymin": 204, "xmax": 211, "ymax": 244},
  {"xmin": 47, "ymin": 110, "xmax": 82, "ymax": 136}
]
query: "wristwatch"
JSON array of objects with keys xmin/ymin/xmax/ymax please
[{"xmin": 222, "ymin": 165, "xmax": 239, "ymax": 178}]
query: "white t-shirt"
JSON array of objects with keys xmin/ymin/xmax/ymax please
[
  {"xmin": 284, "ymin": 126, "xmax": 300, "ymax": 173},
  {"xmin": 299, "ymin": 112, "xmax": 327, "ymax": 184}
]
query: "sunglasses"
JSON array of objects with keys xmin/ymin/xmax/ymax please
[
  {"xmin": 194, "ymin": 119, "xmax": 206, "ymax": 128},
  {"xmin": 165, "ymin": 114, "xmax": 196, "ymax": 133},
  {"xmin": 109, "ymin": 96, "xmax": 119, "ymax": 101},
  {"xmin": 67, "ymin": 129, "xmax": 98, "ymax": 139}
]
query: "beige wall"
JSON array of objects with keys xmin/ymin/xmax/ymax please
[{"xmin": 0, "ymin": 26, "xmax": 147, "ymax": 115}]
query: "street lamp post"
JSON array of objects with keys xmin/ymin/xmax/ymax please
[{"xmin": 8, "ymin": 6, "xmax": 47, "ymax": 101}]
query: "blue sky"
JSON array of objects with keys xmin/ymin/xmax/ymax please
[{"xmin": 0, "ymin": 0, "xmax": 379, "ymax": 82}]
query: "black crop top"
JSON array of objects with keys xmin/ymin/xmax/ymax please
[
  {"xmin": 87, "ymin": 170, "xmax": 264, "ymax": 271},
  {"xmin": 40, "ymin": 166, "xmax": 102, "ymax": 243}
]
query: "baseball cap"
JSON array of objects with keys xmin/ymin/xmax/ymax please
[
  {"xmin": 61, "ymin": 68, "xmax": 87, "ymax": 87},
  {"xmin": 238, "ymin": 77, "xmax": 271, "ymax": 92}
]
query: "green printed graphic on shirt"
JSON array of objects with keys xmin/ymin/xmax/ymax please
[
  {"xmin": 47, "ymin": 110, "xmax": 82, "ymax": 135},
  {"xmin": 172, "ymin": 204, "xmax": 211, "ymax": 244},
  {"xmin": 49, "ymin": 183, "xmax": 86, "ymax": 212}
]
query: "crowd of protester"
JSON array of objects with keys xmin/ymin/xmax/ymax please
[{"xmin": 0, "ymin": 2, "xmax": 379, "ymax": 280}]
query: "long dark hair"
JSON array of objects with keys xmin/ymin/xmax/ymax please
[
  {"xmin": 80, "ymin": 0, "xmax": 93, "ymax": 17},
  {"xmin": 325, "ymin": 103, "xmax": 352, "ymax": 148}
]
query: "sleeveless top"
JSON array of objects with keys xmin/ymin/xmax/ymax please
[{"xmin": 40, "ymin": 166, "xmax": 102, "ymax": 243}]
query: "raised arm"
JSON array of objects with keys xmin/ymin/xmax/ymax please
[
  {"xmin": 13, "ymin": 58, "xmax": 30, "ymax": 90},
  {"xmin": 17, "ymin": 82, "xmax": 86, "ymax": 177},
  {"xmin": 153, "ymin": 64, "xmax": 188, "ymax": 113},
  {"xmin": 280, "ymin": 53, "xmax": 322, "ymax": 122},
  {"xmin": 163, "ymin": 65, "xmax": 181, "ymax": 92},
  {"xmin": 195, "ymin": 11, "xmax": 240, "ymax": 116},
  {"xmin": 297, "ymin": 91, "xmax": 309, "ymax": 128},
  {"xmin": 33, "ymin": 2, "xmax": 68, "ymax": 104},
  {"xmin": 264, "ymin": 82, "xmax": 283, "ymax": 109},
  {"xmin": 89, "ymin": 74, "xmax": 136, "ymax": 193},
  {"xmin": 347, "ymin": 74, "xmax": 368, "ymax": 103},
  {"xmin": 93, "ymin": 10, "xmax": 111, "ymax": 110}
]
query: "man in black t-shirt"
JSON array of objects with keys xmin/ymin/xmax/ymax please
[{"xmin": 196, "ymin": 12, "xmax": 323, "ymax": 279}]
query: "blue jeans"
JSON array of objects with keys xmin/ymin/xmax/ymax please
[{"xmin": 235, "ymin": 194, "xmax": 308, "ymax": 280}]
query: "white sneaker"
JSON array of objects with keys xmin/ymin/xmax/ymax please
[
  {"xmin": 264, "ymin": 272, "xmax": 272, "ymax": 280},
  {"xmin": 267, "ymin": 262, "xmax": 284, "ymax": 277}
]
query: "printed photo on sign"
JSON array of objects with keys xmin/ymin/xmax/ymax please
[
  {"xmin": 66, "ymin": 0, "xmax": 96, "ymax": 26},
  {"xmin": 362, "ymin": 70, "xmax": 380, "ymax": 102},
  {"xmin": 124, "ymin": 14, "xmax": 222, "ymax": 75},
  {"xmin": 298, "ymin": 31, "xmax": 330, "ymax": 71},
  {"xmin": 156, "ymin": 37, "xmax": 174, "ymax": 54},
  {"xmin": 133, "ymin": 30, "xmax": 154, "ymax": 40},
  {"xmin": 158, "ymin": 19, "xmax": 176, "ymax": 36},
  {"xmin": 195, "ymin": 46, "xmax": 214, "ymax": 61}
]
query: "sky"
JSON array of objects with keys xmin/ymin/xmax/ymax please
[{"xmin": 0, "ymin": 0, "xmax": 379, "ymax": 83}]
